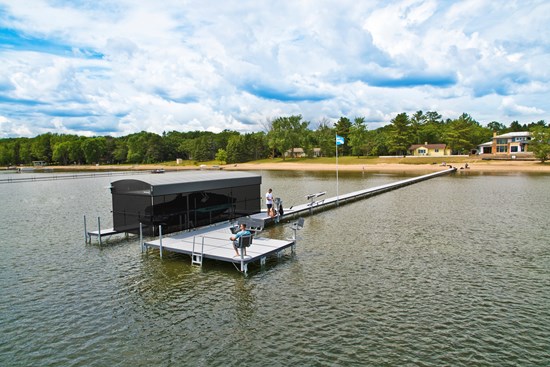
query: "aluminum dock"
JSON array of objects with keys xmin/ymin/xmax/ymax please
[
  {"xmin": 143, "ymin": 220, "xmax": 302, "ymax": 274},
  {"xmin": 141, "ymin": 168, "xmax": 455, "ymax": 274},
  {"xmin": 251, "ymin": 167, "xmax": 457, "ymax": 226}
]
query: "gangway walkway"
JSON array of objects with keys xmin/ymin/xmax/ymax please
[{"xmin": 250, "ymin": 167, "xmax": 457, "ymax": 226}]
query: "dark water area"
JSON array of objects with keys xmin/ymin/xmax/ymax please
[{"xmin": 1, "ymin": 170, "xmax": 549, "ymax": 366}]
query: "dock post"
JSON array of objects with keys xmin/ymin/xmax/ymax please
[
  {"xmin": 97, "ymin": 217, "xmax": 102, "ymax": 245},
  {"xmin": 240, "ymin": 250, "xmax": 244, "ymax": 272},
  {"xmin": 83, "ymin": 215, "xmax": 88, "ymax": 244},
  {"xmin": 139, "ymin": 222, "xmax": 143, "ymax": 252},
  {"xmin": 159, "ymin": 225, "xmax": 163, "ymax": 259}
]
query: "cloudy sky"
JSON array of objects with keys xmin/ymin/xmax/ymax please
[{"xmin": 1, "ymin": 0, "xmax": 549, "ymax": 138}]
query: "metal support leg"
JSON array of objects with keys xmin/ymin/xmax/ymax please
[
  {"xmin": 240, "ymin": 249, "xmax": 244, "ymax": 272},
  {"xmin": 260, "ymin": 257, "xmax": 266, "ymax": 267},
  {"xmin": 140, "ymin": 222, "xmax": 144, "ymax": 253},
  {"xmin": 97, "ymin": 217, "xmax": 102, "ymax": 246},
  {"xmin": 83, "ymin": 215, "xmax": 88, "ymax": 244},
  {"xmin": 159, "ymin": 224, "xmax": 163, "ymax": 259}
]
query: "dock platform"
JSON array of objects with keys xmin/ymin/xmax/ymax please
[
  {"xmin": 86, "ymin": 228, "xmax": 123, "ymax": 243},
  {"xmin": 143, "ymin": 222, "xmax": 298, "ymax": 274}
]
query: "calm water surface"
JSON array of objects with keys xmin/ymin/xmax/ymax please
[{"xmin": 1, "ymin": 170, "xmax": 549, "ymax": 366}]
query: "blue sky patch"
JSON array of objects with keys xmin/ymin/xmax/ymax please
[{"xmin": 0, "ymin": 27, "xmax": 103, "ymax": 59}]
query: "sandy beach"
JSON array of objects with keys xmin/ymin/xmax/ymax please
[
  {"xmin": 224, "ymin": 161, "xmax": 550, "ymax": 173},
  {"xmin": 49, "ymin": 160, "xmax": 550, "ymax": 173}
]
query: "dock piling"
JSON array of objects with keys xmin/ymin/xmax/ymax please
[
  {"xmin": 140, "ymin": 222, "xmax": 144, "ymax": 252},
  {"xmin": 97, "ymin": 217, "xmax": 102, "ymax": 245},
  {"xmin": 159, "ymin": 225, "xmax": 163, "ymax": 259},
  {"xmin": 84, "ymin": 215, "xmax": 88, "ymax": 244}
]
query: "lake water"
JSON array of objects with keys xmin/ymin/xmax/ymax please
[{"xmin": 1, "ymin": 170, "xmax": 549, "ymax": 366}]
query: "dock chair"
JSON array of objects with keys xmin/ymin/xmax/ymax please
[
  {"xmin": 287, "ymin": 217, "xmax": 305, "ymax": 242},
  {"xmin": 235, "ymin": 233, "xmax": 253, "ymax": 257}
]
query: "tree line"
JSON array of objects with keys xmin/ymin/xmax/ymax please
[{"xmin": 0, "ymin": 111, "xmax": 548, "ymax": 166}]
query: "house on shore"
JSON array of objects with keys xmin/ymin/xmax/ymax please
[
  {"xmin": 408, "ymin": 143, "xmax": 451, "ymax": 157},
  {"xmin": 478, "ymin": 131, "xmax": 531, "ymax": 155},
  {"xmin": 284, "ymin": 147, "xmax": 322, "ymax": 158}
]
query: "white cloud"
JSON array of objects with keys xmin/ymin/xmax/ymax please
[
  {"xmin": 500, "ymin": 97, "xmax": 545, "ymax": 117},
  {"xmin": 0, "ymin": 0, "xmax": 549, "ymax": 138}
]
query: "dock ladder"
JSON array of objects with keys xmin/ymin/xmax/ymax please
[{"xmin": 191, "ymin": 236, "xmax": 205, "ymax": 266}]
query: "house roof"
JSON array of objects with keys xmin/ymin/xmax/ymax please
[
  {"xmin": 285, "ymin": 148, "xmax": 304, "ymax": 153},
  {"xmin": 110, "ymin": 171, "xmax": 261, "ymax": 196},
  {"xmin": 494, "ymin": 131, "xmax": 531, "ymax": 138},
  {"xmin": 408, "ymin": 143, "xmax": 447, "ymax": 150}
]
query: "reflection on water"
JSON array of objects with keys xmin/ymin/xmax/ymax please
[{"xmin": 1, "ymin": 170, "xmax": 549, "ymax": 366}]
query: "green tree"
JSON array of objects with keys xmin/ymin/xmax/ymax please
[
  {"xmin": 313, "ymin": 119, "xmax": 335, "ymax": 157},
  {"xmin": 267, "ymin": 115, "xmax": 309, "ymax": 160},
  {"xmin": 192, "ymin": 135, "xmax": 215, "ymax": 162},
  {"xmin": 410, "ymin": 110, "xmax": 426, "ymax": 144},
  {"xmin": 508, "ymin": 120, "xmax": 524, "ymax": 132},
  {"xmin": 364, "ymin": 128, "xmax": 390, "ymax": 156},
  {"xmin": 81, "ymin": 137, "xmax": 106, "ymax": 164},
  {"xmin": 388, "ymin": 113, "xmax": 411, "ymax": 155},
  {"xmin": 0, "ymin": 143, "xmax": 12, "ymax": 165},
  {"xmin": 527, "ymin": 120, "xmax": 546, "ymax": 129},
  {"xmin": 112, "ymin": 139, "xmax": 128, "ymax": 163},
  {"xmin": 348, "ymin": 117, "xmax": 368, "ymax": 157},
  {"xmin": 215, "ymin": 148, "xmax": 227, "ymax": 164},
  {"xmin": 177, "ymin": 139, "xmax": 194, "ymax": 160},
  {"xmin": 529, "ymin": 126, "xmax": 550, "ymax": 162},
  {"xmin": 487, "ymin": 121, "xmax": 506, "ymax": 133},
  {"xmin": 226, "ymin": 135, "xmax": 247, "ymax": 163},
  {"xmin": 68, "ymin": 139, "xmax": 84, "ymax": 164},
  {"xmin": 52, "ymin": 141, "xmax": 71, "ymax": 165},
  {"xmin": 31, "ymin": 133, "xmax": 53, "ymax": 162},
  {"xmin": 243, "ymin": 132, "xmax": 269, "ymax": 160},
  {"xmin": 126, "ymin": 133, "xmax": 147, "ymax": 163},
  {"xmin": 144, "ymin": 134, "xmax": 164, "ymax": 163},
  {"xmin": 443, "ymin": 113, "xmax": 486, "ymax": 154},
  {"xmin": 419, "ymin": 111, "xmax": 444, "ymax": 144}
]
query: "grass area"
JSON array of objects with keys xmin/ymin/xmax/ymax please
[
  {"xmin": 141, "ymin": 156, "xmax": 483, "ymax": 167},
  {"xmin": 233, "ymin": 156, "xmax": 481, "ymax": 165}
]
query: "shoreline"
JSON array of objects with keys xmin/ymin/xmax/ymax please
[{"xmin": 32, "ymin": 160, "xmax": 550, "ymax": 173}]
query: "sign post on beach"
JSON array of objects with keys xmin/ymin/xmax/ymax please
[{"xmin": 336, "ymin": 134, "xmax": 344, "ymax": 205}]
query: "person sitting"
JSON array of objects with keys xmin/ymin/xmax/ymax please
[
  {"xmin": 230, "ymin": 223, "xmax": 251, "ymax": 257},
  {"xmin": 268, "ymin": 207, "xmax": 277, "ymax": 218}
]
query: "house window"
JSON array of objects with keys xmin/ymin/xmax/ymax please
[
  {"xmin": 496, "ymin": 138, "xmax": 507, "ymax": 144},
  {"xmin": 418, "ymin": 149, "xmax": 426, "ymax": 155},
  {"xmin": 434, "ymin": 149, "xmax": 439, "ymax": 153},
  {"xmin": 497, "ymin": 145, "xmax": 507, "ymax": 153},
  {"xmin": 510, "ymin": 146, "xmax": 518, "ymax": 152}
]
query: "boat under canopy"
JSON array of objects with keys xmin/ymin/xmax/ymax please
[{"xmin": 110, "ymin": 171, "xmax": 261, "ymax": 235}]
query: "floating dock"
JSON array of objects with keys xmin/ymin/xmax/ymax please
[{"xmin": 143, "ymin": 220, "xmax": 302, "ymax": 274}]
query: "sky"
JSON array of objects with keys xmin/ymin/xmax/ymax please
[{"xmin": 1, "ymin": 0, "xmax": 549, "ymax": 138}]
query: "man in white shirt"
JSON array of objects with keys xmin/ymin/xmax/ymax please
[{"xmin": 265, "ymin": 188, "xmax": 273, "ymax": 213}]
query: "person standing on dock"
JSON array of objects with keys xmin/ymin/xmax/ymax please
[
  {"xmin": 266, "ymin": 188, "xmax": 273, "ymax": 213},
  {"xmin": 230, "ymin": 223, "xmax": 251, "ymax": 257}
]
